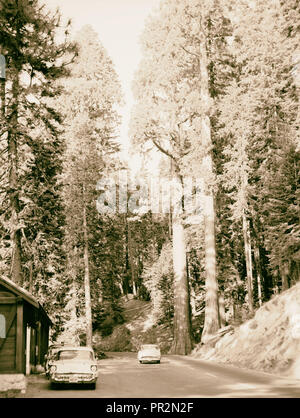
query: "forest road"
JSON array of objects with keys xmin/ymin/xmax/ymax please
[{"xmin": 20, "ymin": 352, "xmax": 300, "ymax": 398}]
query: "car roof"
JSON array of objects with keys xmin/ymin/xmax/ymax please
[
  {"xmin": 50, "ymin": 345, "xmax": 73, "ymax": 350},
  {"xmin": 141, "ymin": 344, "xmax": 159, "ymax": 348},
  {"xmin": 56, "ymin": 346, "xmax": 94, "ymax": 351}
]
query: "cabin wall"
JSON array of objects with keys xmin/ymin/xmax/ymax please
[
  {"xmin": 39, "ymin": 320, "xmax": 50, "ymax": 365},
  {"xmin": 0, "ymin": 289, "xmax": 17, "ymax": 373},
  {"xmin": 0, "ymin": 284, "xmax": 51, "ymax": 375}
]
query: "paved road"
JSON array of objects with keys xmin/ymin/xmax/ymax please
[{"xmin": 21, "ymin": 352, "xmax": 300, "ymax": 398}]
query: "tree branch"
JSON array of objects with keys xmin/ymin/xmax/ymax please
[
  {"xmin": 177, "ymin": 112, "xmax": 198, "ymax": 128},
  {"xmin": 181, "ymin": 45, "xmax": 200, "ymax": 59},
  {"xmin": 145, "ymin": 133, "xmax": 176, "ymax": 161}
]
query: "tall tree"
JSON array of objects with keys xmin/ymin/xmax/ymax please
[
  {"xmin": 130, "ymin": 0, "xmax": 196, "ymax": 354},
  {"xmin": 0, "ymin": 0, "xmax": 75, "ymax": 315},
  {"xmin": 58, "ymin": 25, "xmax": 122, "ymax": 345},
  {"xmin": 197, "ymin": 0, "xmax": 223, "ymax": 340},
  {"xmin": 217, "ymin": 0, "xmax": 299, "ymax": 308}
]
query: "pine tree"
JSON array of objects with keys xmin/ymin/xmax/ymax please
[
  {"xmin": 130, "ymin": 0, "xmax": 195, "ymax": 354},
  {"xmin": 217, "ymin": 0, "xmax": 299, "ymax": 307},
  {"xmin": 58, "ymin": 25, "xmax": 123, "ymax": 345},
  {"xmin": 0, "ymin": 0, "xmax": 76, "ymax": 329}
]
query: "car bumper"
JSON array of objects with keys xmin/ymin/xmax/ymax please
[
  {"xmin": 139, "ymin": 357, "xmax": 160, "ymax": 363},
  {"xmin": 50, "ymin": 373, "xmax": 97, "ymax": 384}
]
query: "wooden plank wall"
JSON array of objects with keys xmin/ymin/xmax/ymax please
[
  {"xmin": 0, "ymin": 292, "xmax": 17, "ymax": 373},
  {"xmin": 0, "ymin": 285, "xmax": 51, "ymax": 374},
  {"xmin": 16, "ymin": 301, "xmax": 24, "ymax": 373}
]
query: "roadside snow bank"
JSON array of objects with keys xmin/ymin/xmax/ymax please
[
  {"xmin": 0, "ymin": 374, "xmax": 27, "ymax": 395},
  {"xmin": 192, "ymin": 282, "xmax": 300, "ymax": 379}
]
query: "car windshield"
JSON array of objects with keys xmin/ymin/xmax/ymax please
[
  {"xmin": 141, "ymin": 345, "xmax": 159, "ymax": 350},
  {"xmin": 57, "ymin": 350, "xmax": 93, "ymax": 361}
]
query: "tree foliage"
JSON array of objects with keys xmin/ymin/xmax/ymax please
[
  {"xmin": 57, "ymin": 25, "xmax": 123, "ymax": 342},
  {"xmin": 0, "ymin": 0, "xmax": 76, "ymax": 331},
  {"xmin": 0, "ymin": 0, "xmax": 298, "ymax": 350}
]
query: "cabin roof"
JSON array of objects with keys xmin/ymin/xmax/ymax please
[{"xmin": 0, "ymin": 276, "xmax": 52, "ymax": 324}]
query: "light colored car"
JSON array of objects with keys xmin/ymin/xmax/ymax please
[
  {"xmin": 137, "ymin": 344, "xmax": 161, "ymax": 364},
  {"xmin": 49, "ymin": 346, "xmax": 98, "ymax": 389},
  {"xmin": 45, "ymin": 344, "xmax": 65, "ymax": 378}
]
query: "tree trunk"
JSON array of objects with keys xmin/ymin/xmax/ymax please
[
  {"xmin": 128, "ymin": 222, "xmax": 137, "ymax": 296},
  {"xmin": 118, "ymin": 282, "xmax": 124, "ymax": 296},
  {"xmin": 83, "ymin": 196, "xmax": 93, "ymax": 347},
  {"xmin": 218, "ymin": 292, "xmax": 226, "ymax": 328},
  {"xmin": 8, "ymin": 69, "xmax": 23, "ymax": 285},
  {"xmin": 280, "ymin": 262, "xmax": 289, "ymax": 291},
  {"xmin": 132, "ymin": 280, "xmax": 137, "ymax": 297},
  {"xmin": 28, "ymin": 260, "xmax": 33, "ymax": 293},
  {"xmin": 168, "ymin": 157, "xmax": 173, "ymax": 239},
  {"xmin": 171, "ymin": 213, "xmax": 192, "ymax": 355},
  {"xmin": 69, "ymin": 279, "xmax": 80, "ymax": 345},
  {"xmin": 201, "ymin": 195, "xmax": 220, "ymax": 342},
  {"xmin": 242, "ymin": 211, "xmax": 254, "ymax": 315},
  {"xmin": 231, "ymin": 298, "xmax": 237, "ymax": 324},
  {"xmin": 124, "ymin": 204, "xmax": 130, "ymax": 296},
  {"xmin": 253, "ymin": 245, "xmax": 263, "ymax": 306},
  {"xmin": 198, "ymin": 9, "xmax": 220, "ymax": 342},
  {"xmin": 0, "ymin": 77, "xmax": 5, "ymax": 116}
]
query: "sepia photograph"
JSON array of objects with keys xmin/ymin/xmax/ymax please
[{"xmin": 0, "ymin": 0, "xmax": 299, "ymax": 404}]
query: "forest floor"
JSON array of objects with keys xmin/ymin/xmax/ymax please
[{"xmin": 192, "ymin": 282, "xmax": 300, "ymax": 380}]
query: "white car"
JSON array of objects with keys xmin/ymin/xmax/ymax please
[
  {"xmin": 45, "ymin": 343, "xmax": 70, "ymax": 378},
  {"xmin": 137, "ymin": 344, "xmax": 161, "ymax": 364},
  {"xmin": 49, "ymin": 346, "xmax": 98, "ymax": 389}
]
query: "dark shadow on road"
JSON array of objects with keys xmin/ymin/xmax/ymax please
[{"xmin": 50, "ymin": 383, "xmax": 96, "ymax": 391}]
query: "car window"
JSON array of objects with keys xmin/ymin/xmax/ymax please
[
  {"xmin": 141, "ymin": 345, "xmax": 159, "ymax": 350},
  {"xmin": 57, "ymin": 350, "xmax": 93, "ymax": 361}
]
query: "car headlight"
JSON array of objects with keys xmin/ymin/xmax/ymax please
[
  {"xmin": 91, "ymin": 365, "xmax": 97, "ymax": 372},
  {"xmin": 50, "ymin": 365, "xmax": 57, "ymax": 373}
]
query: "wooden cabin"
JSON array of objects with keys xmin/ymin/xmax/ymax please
[{"xmin": 0, "ymin": 277, "xmax": 52, "ymax": 375}]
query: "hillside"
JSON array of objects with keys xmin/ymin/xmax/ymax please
[
  {"xmin": 192, "ymin": 282, "xmax": 300, "ymax": 380},
  {"xmin": 93, "ymin": 296, "xmax": 173, "ymax": 354}
]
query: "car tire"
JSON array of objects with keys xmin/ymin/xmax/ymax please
[
  {"xmin": 157, "ymin": 360, "xmax": 160, "ymax": 364},
  {"xmin": 90, "ymin": 383, "xmax": 96, "ymax": 390},
  {"xmin": 51, "ymin": 382, "xmax": 58, "ymax": 390}
]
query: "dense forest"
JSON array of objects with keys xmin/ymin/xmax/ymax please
[{"xmin": 0, "ymin": 0, "xmax": 299, "ymax": 354}]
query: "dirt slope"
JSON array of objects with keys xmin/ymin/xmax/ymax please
[
  {"xmin": 192, "ymin": 282, "xmax": 300, "ymax": 379},
  {"xmin": 122, "ymin": 296, "xmax": 173, "ymax": 353},
  {"xmin": 93, "ymin": 296, "xmax": 173, "ymax": 353}
]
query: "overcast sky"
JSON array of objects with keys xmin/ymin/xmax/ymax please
[{"xmin": 44, "ymin": 0, "xmax": 161, "ymax": 159}]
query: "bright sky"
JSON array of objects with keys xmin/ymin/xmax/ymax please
[{"xmin": 44, "ymin": 0, "xmax": 161, "ymax": 162}]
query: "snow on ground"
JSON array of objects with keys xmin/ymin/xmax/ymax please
[{"xmin": 192, "ymin": 282, "xmax": 300, "ymax": 379}]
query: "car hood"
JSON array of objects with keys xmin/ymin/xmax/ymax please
[{"xmin": 52, "ymin": 360, "xmax": 96, "ymax": 373}]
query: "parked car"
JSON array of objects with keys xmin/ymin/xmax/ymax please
[
  {"xmin": 49, "ymin": 346, "xmax": 98, "ymax": 389},
  {"xmin": 45, "ymin": 343, "xmax": 65, "ymax": 378},
  {"xmin": 137, "ymin": 344, "xmax": 161, "ymax": 364}
]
